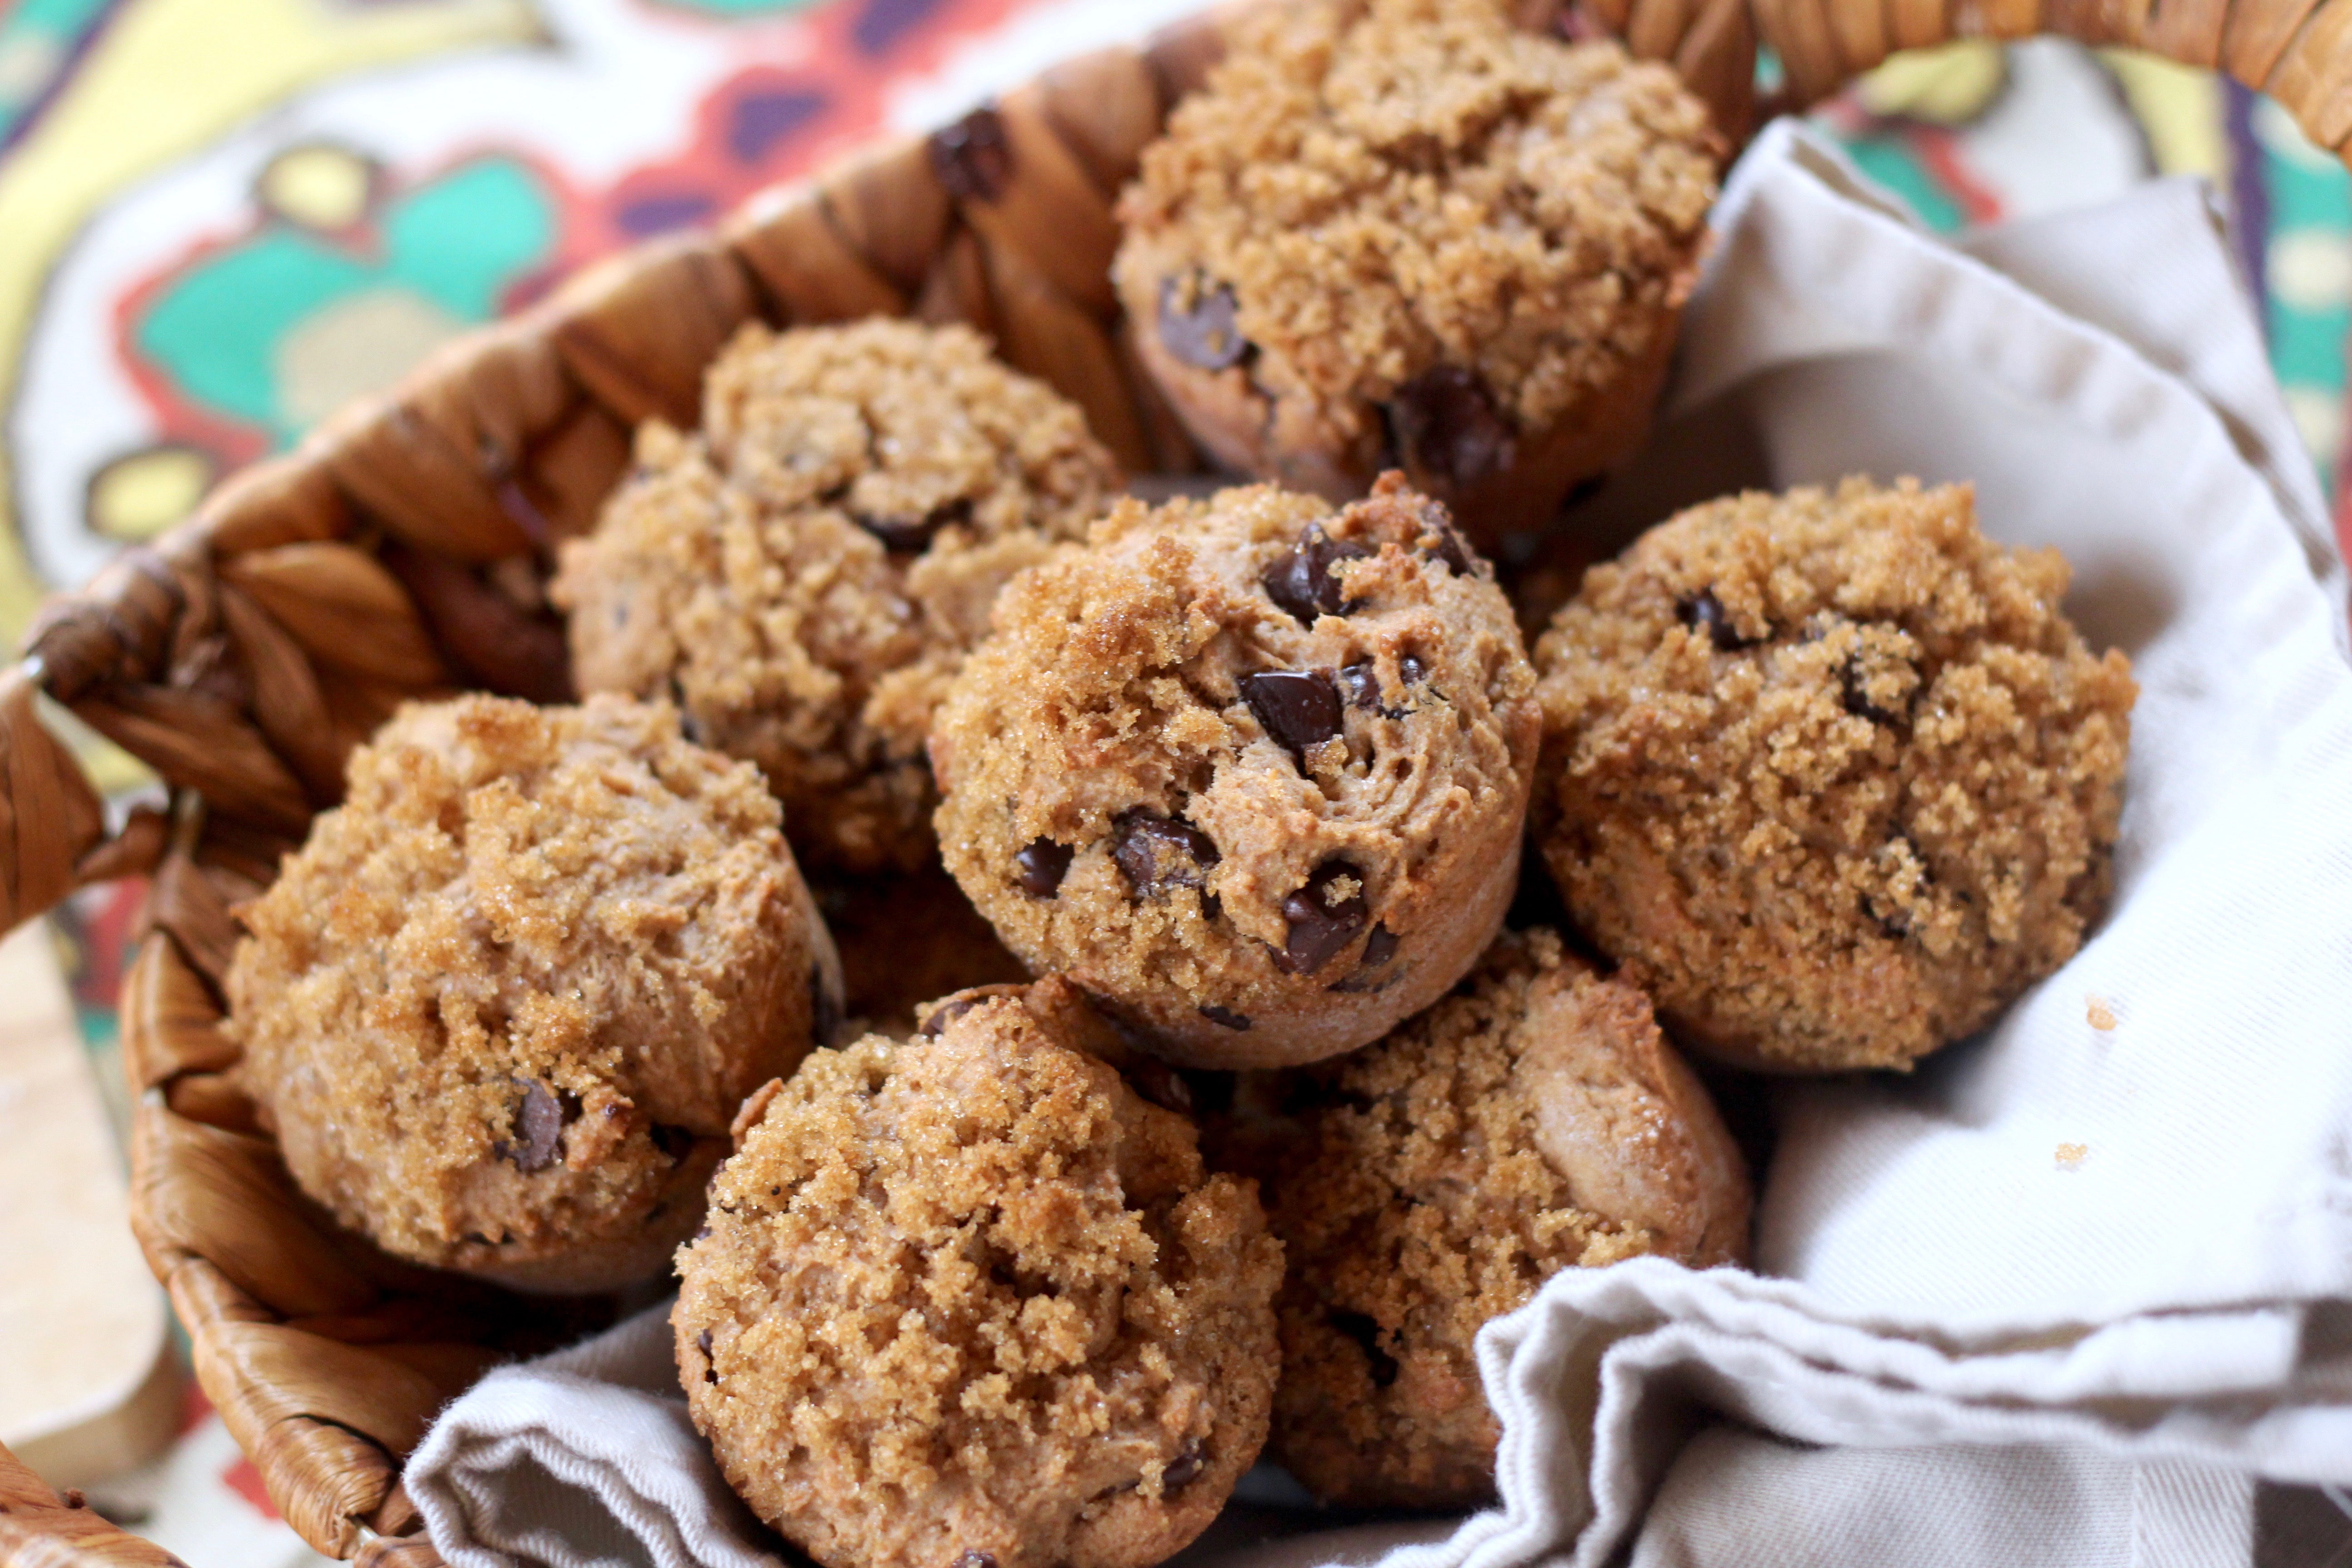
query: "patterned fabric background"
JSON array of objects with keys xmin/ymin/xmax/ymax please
[{"xmin": 9, "ymin": 1, "xmax": 2352, "ymax": 1560}]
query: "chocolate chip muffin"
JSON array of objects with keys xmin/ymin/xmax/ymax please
[
  {"xmin": 1114, "ymin": 0, "xmax": 1719, "ymax": 546},
  {"xmin": 552, "ymin": 318, "xmax": 1122, "ymax": 873},
  {"xmin": 1242, "ymin": 927, "xmax": 1748, "ymax": 1507},
  {"xmin": 225, "ymin": 693, "xmax": 841, "ymax": 1292},
  {"xmin": 930, "ymin": 475, "xmax": 1541, "ymax": 1068},
  {"xmin": 1533, "ymin": 479, "xmax": 2138, "ymax": 1073},
  {"xmin": 673, "ymin": 988, "xmax": 1283, "ymax": 1568}
]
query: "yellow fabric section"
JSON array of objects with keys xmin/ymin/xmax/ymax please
[{"xmin": 0, "ymin": 0, "xmax": 540, "ymax": 653}]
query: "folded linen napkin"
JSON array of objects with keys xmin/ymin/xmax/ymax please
[{"xmin": 402, "ymin": 121, "xmax": 2352, "ymax": 1568}]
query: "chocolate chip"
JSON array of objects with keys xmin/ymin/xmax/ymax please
[
  {"xmin": 919, "ymin": 997, "xmax": 985, "ymax": 1038},
  {"xmin": 1163, "ymin": 1439, "xmax": 1207, "ymax": 1493},
  {"xmin": 1329, "ymin": 1310, "xmax": 1399, "ymax": 1387},
  {"xmin": 1677, "ymin": 590, "xmax": 1756, "ymax": 651},
  {"xmin": 697, "ymin": 1328, "xmax": 718, "ymax": 1384},
  {"xmin": 1240, "ymin": 669, "xmax": 1343, "ymax": 769},
  {"xmin": 810, "ymin": 961, "xmax": 841, "ymax": 1046},
  {"xmin": 1199, "ymin": 1005, "xmax": 1251, "ymax": 1031},
  {"xmin": 854, "ymin": 496, "xmax": 970, "ymax": 553},
  {"xmin": 1015, "ymin": 838, "xmax": 1072, "ymax": 897},
  {"xmin": 1329, "ymin": 923, "xmax": 1400, "ymax": 994},
  {"xmin": 1416, "ymin": 517, "xmax": 1477, "ymax": 578},
  {"xmin": 652, "ymin": 1124, "xmax": 698, "ymax": 1161},
  {"xmin": 1390, "ymin": 365, "xmax": 1516, "ymax": 489},
  {"xmin": 928, "ymin": 108, "xmax": 1011, "ymax": 201},
  {"xmin": 1338, "ymin": 661, "xmax": 1394, "ymax": 718},
  {"xmin": 1340, "ymin": 659, "xmax": 1430, "ymax": 719},
  {"xmin": 1277, "ymin": 859, "xmax": 1370, "ymax": 975},
  {"xmin": 693, "ymin": 1225, "xmax": 712, "ymax": 1241},
  {"xmin": 954, "ymin": 1553, "xmax": 1000, "ymax": 1568},
  {"xmin": 496, "ymin": 1080, "xmax": 565, "ymax": 1172},
  {"xmin": 1112, "ymin": 811, "xmax": 1219, "ymax": 901},
  {"xmin": 1262, "ymin": 524, "xmax": 1371, "ymax": 624},
  {"xmin": 1157, "ymin": 275, "xmax": 1249, "ymax": 371}
]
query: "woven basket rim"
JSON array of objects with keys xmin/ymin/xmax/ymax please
[{"xmin": 9, "ymin": 0, "xmax": 2352, "ymax": 1562}]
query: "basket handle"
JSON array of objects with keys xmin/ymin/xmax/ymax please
[
  {"xmin": 1595, "ymin": 0, "xmax": 2352, "ymax": 150},
  {"xmin": 0, "ymin": 1438, "xmax": 447, "ymax": 1568},
  {"xmin": 0, "ymin": 1440, "xmax": 187, "ymax": 1568}
]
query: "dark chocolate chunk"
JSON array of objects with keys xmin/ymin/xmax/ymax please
[
  {"xmin": 1390, "ymin": 365, "xmax": 1516, "ymax": 489},
  {"xmin": 651, "ymin": 1123, "xmax": 697, "ymax": 1161},
  {"xmin": 1338, "ymin": 660, "xmax": 1393, "ymax": 718},
  {"xmin": 1277, "ymin": 859, "xmax": 1370, "ymax": 975},
  {"xmin": 1015, "ymin": 838, "xmax": 1072, "ymax": 897},
  {"xmin": 810, "ymin": 960, "xmax": 841, "ymax": 1046},
  {"xmin": 697, "ymin": 1328, "xmax": 718, "ymax": 1384},
  {"xmin": 496, "ymin": 1079, "xmax": 565, "ymax": 1173},
  {"xmin": 854, "ymin": 496, "xmax": 970, "ymax": 554},
  {"xmin": 1199, "ymin": 1005, "xmax": 1251, "ymax": 1031},
  {"xmin": 1262, "ymin": 524, "xmax": 1371, "ymax": 624},
  {"xmin": 927, "ymin": 108, "xmax": 1012, "ymax": 201},
  {"xmin": 1338, "ymin": 658, "xmax": 1431, "ymax": 719},
  {"xmin": 919, "ymin": 996, "xmax": 985, "ymax": 1038},
  {"xmin": 693, "ymin": 1225, "xmax": 712, "ymax": 1241},
  {"xmin": 1677, "ymin": 590, "xmax": 1756, "ymax": 651},
  {"xmin": 1163, "ymin": 1438, "xmax": 1207, "ymax": 1493},
  {"xmin": 1329, "ymin": 923, "xmax": 1400, "ymax": 993},
  {"xmin": 1329, "ymin": 1310, "xmax": 1399, "ymax": 1387},
  {"xmin": 1157, "ymin": 275, "xmax": 1249, "ymax": 371},
  {"xmin": 1112, "ymin": 811, "xmax": 1219, "ymax": 901},
  {"xmin": 1416, "ymin": 516, "xmax": 1477, "ymax": 578},
  {"xmin": 1240, "ymin": 669, "xmax": 1343, "ymax": 768}
]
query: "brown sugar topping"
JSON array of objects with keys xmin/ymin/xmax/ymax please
[{"xmin": 1117, "ymin": 0, "xmax": 1720, "ymax": 434}]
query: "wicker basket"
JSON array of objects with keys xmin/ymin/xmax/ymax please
[{"xmin": 5, "ymin": 0, "xmax": 2351, "ymax": 1561}]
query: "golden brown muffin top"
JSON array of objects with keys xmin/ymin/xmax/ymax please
[
  {"xmin": 1253, "ymin": 926, "xmax": 1748, "ymax": 1505},
  {"xmin": 1117, "ymin": 0, "xmax": 1718, "ymax": 433},
  {"xmin": 1534, "ymin": 478, "xmax": 2138, "ymax": 1071},
  {"xmin": 553, "ymin": 318, "xmax": 1121, "ymax": 872},
  {"xmin": 674, "ymin": 996, "xmax": 1282, "ymax": 1568},
  {"xmin": 226, "ymin": 693, "xmax": 828, "ymax": 1276}
]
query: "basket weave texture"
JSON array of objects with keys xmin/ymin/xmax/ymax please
[{"xmin": 8, "ymin": 0, "xmax": 2352, "ymax": 1562}]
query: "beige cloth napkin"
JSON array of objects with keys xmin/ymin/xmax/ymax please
[{"xmin": 402, "ymin": 121, "xmax": 2352, "ymax": 1568}]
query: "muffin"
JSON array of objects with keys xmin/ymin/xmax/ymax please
[
  {"xmin": 225, "ymin": 693, "xmax": 841, "ymax": 1292},
  {"xmin": 673, "ymin": 986, "xmax": 1283, "ymax": 1568},
  {"xmin": 1243, "ymin": 927, "xmax": 1749, "ymax": 1506},
  {"xmin": 1114, "ymin": 0, "xmax": 1719, "ymax": 545},
  {"xmin": 930, "ymin": 475, "xmax": 1540, "ymax": 1068},
  {"xmin": 1532, "ymin": 478, "xmax": 2138, "ymax": 1072},
  {"xmin": 553, "ymin": 318, "xmax": 1122, "ymax": 872}
]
